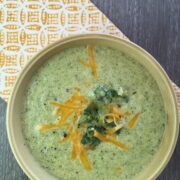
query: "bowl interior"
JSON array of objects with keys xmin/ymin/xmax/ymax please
[{"xmin": 7, "ymin": 34, "xmax": 179, "ymax": 180}]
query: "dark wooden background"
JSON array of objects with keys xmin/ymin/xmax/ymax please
[
  {"xmin": 92, "ymin": 0, "xmax": 180, "ymax": 87},
  {"xmin": 0, "ymin": 0, "xmax": 179, "ymax": 179}
]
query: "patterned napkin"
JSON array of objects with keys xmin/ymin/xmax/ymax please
[{"xmin": 0, "ymin": 0, "xmax": 179, "ymax": 115}]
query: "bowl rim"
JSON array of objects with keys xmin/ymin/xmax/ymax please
[{"xmin": 6, "ymin": 33, "xmax": 179, "ymax": 180}]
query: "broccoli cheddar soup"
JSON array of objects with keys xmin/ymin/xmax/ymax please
[{"xmin": 22, "ymin": 46, "xmax": 166, "ymax": 180}]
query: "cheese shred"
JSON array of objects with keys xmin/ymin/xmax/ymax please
[
  {"xmin": 38, "ymin": 89, "xmax": 93, "ymax": 171},
  {"xmin": 39, "ymin": 89, "xmax": 87, "ymax": 132},
  {"xmin": 128, "ymin": 112, "xmax": 141, "ymax": 129},
  {"xmin": 94, "ymin": 131, "xmax": 128, "ymax": 151},
  {"xmin": 80, "ymin": 46, "xmax": 97, "ymax": 77}
]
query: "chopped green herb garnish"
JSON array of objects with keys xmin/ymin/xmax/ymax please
[
  {"xmin": 94, "ymin": 125, "xmax": 106, "ymax": 134},
  {"xmin": 93, "ymin": 85, "xmax": 128, "ymax": 104},
  {"xmin": 81, "ymin": 126, "xmax": 101, "ymax": 147},
  {"xmin": 79, "ymin": 85, "xmax": 131, "ymax": 148}
]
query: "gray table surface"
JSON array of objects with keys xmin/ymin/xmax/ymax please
[{"xmin": 0, "ymin": 0, "xmax": 180, "ymax": 179}]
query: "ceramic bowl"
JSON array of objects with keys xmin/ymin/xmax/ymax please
[{"xmin": 7, "ymin": 34, "xmax": 179, "ymax": 180}]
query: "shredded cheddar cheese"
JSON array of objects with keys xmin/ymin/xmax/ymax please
[
  {"xmin": 71, "ymin": 130, "xmax": 81, "ymax": 160},
  {"xmin": 128, "ymin": 112, "xmax": 140, "ymax": 129},
  {"xmin": 38, "ymin": 123, "xmax": 63, "ymax": 132},
  {"xmin": 83, "ymin": 80, "xmax": 93, "ymax": 88},
  {"xmin": 39, "ymin": 89, "xmax": 87, "ymax": 132},
  {"xmin": 94, "ymin": 131, "xmax": 128, "ymax": 151},
  {"xmin": 106, "ymin": 124, "xmax": 123, "ymax": 135},
  {"xmin": 105, "ymin": 105, "xmax": 131, "ymax": 128},
  {"xmin": 105, "ymin": 113, "xmax": 120, "ymax": 120},
  {"xmin": 105, "ymin": 118, "xmax": 114, "ymax": 123},
  {"xmin": 38, "ymin": 89, "xmax": 93, "ymax": 171},
  {"xmin": 111, "ymin": 106, "xmax": 124, "ymax": 117},
  {"xmin": 115, "ymin": 166, "xmax": 123, "ymax": 173},
  {"xmin": 50, "ymin": 101, "xmax": 83, "ymax": 110},
  {"xmin": 79, "ymin": 146, "xmax": 92, "ymax": 171},
  {"xmin": 80, "ymin": 46, "xmax": 97, "ymax": 77},
  {"xmin": 79, "ymin": 59, "xmax": 90, "ymax": 68},
  {"xmin": 71, "ymin": 129, "xmax": 92, "ymax": 171}
]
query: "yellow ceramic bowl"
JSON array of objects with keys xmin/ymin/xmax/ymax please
[{"xmin": 7, "ymin": 34, "xmax": 179, "ymax": 180}]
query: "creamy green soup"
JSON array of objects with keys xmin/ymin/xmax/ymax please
[{"xmin": 22, "ymin": 46, "xmax": 166, "ymax": 180}]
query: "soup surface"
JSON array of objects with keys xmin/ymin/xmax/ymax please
[{"xmin": 22, "ymin": 46, "xmax": 166, "ymax": 180}]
